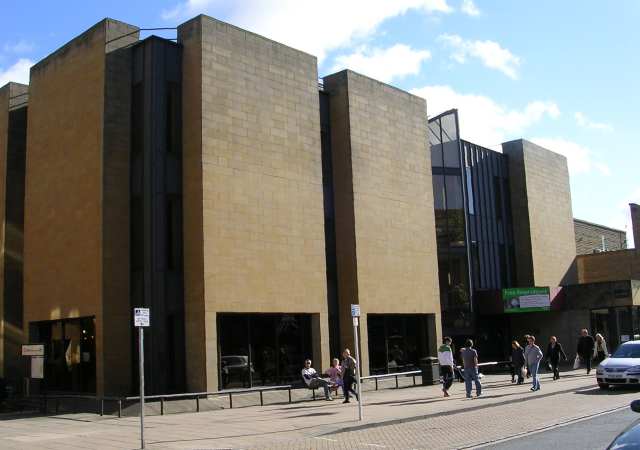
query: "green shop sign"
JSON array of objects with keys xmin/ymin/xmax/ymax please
[{"xmin": 502, "ymin": 287, "xmax": 550, "ymax": 313}]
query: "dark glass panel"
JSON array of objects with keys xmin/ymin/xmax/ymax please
[
  {"xmin": 218, "ymin": 315, "xmax": 251, "ymax": 389},
  {"xmin": 445, "ymin": 176, "xmax": 465, "ymax": 247}
]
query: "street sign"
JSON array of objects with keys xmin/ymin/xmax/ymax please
[
  {"xmin": 22, "ymin": 344, "xmax": 44, "ymax": 356},
  {"xmin": 351, "ymin": 304, "xmax": 360, "ymax": 317},
  {"xmin": 133, "ymin": 307, "xmax": 150, "ymax": 448},
  {"xmin": 134, "ymin": 308, "xmax": 150, "ymax": 327}
]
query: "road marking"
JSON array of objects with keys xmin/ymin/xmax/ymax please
[
  {"xmin": 461, "ymin": 404, "xmax": 629, "ymax": 449},
  {"xmin": 314, "ymin": 437, "xmax": 338, "ymax": 442},
  {"xmin": 365, "ymin": 444, "xmax": 386, "ymax": 448}
]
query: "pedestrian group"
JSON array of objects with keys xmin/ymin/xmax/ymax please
[
  {"xmin": 436, "ymin": 328, "xmax": 607, "ymax": 398},
  {"xmin": 301, "ymin": 328, "xmax": 608, "ymax": 402}
]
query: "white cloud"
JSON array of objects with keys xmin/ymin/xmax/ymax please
[
  {"xmin": 530, "ymin": 137, "xmax": 611, "ymax": 177},
  {"xmin": 411, "ymin": 84, "xmax": 559, "ymax": 149},
  {"xmin": 162, "ymin": 0, "xmax": 453, "ymax": 61},
  {"xmin": 575, "ymin": 111, "xmax": 613, "ymax": 132},
  {"xmin": 460, "ymin": 0, "xmax": 480, "ymax": 16},
  {"xmin": 0, "ymin": 58, "xmax": 32, "ymax": 86},
  {"xmin": 332, "ymin": 44, "xmax": 430, "ymax": 83},
  {"xmin": 3, "ymin": 40, "xmax": 35, "ymax": 54},
  {"xmin": 438, "ymin": 34, "xmax": 520, "ymax": 79}
]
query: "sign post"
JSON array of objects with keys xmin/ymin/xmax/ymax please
[
  {"xmin": 134, "ymin": 308, "xmax": 150, "ymax": 449},
  {"xmin": 351, "ymin": 304, "xmax": 363, "ymax": 421}
]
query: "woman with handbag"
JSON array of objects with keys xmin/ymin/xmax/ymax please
[
  {"xmin": 594, "ymin": 334, "xmax": 609, "ymax": 365},
  {"xmin": 511, "ymin": 340, "xmax": 526, "ymax": 385}
]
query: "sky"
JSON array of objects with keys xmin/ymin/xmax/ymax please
[{"xmin": 2, "ymin": 1, "xmax": 639, "ymax": 244}]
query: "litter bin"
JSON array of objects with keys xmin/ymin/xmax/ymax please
[{"xmin": 419, "ymin": 357, "xmax": 440, "ymax": 385}]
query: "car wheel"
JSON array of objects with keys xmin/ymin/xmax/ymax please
[{"xmin": 598, "ymin": 383, "xmax": 609, "ymax": 390}]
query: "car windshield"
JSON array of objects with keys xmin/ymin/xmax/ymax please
[{"xmin": 612, "ymin": 344, "xmax": 640, "ymax": 358}]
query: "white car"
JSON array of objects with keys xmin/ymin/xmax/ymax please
[{"xmin": 596, "ymin": 340, "xmax": 640, "ymax": 389}]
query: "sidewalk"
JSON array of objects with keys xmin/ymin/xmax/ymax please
[{"xmin": 0, "ymin": 370, "xmax": 634, "ymax": 449}]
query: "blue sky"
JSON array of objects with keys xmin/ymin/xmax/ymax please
[{"xmin": 2, "ymin": 1, "xmax": 639, "ymax": 243}]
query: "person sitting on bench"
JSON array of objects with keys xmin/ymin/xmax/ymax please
[{"xmin": 301, "ymin": 359, "xmax": 333, "ymax": 400}]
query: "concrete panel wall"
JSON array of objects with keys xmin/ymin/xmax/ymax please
[
  {"xmin": 179, "ymin": 16, "xmax": 329, "ymax": 391},
  {"xmin": 101, "ymin": 23, "xmax": 139, "ymax": 395},
  {"xmin": 24, "ymin": 20, "xmax": 138, "ymax": 395},
  {"xmin": 574, "ymin": 219, "xmax": 626, "ymax": 255},
  {"xmin": 503, "ymin": 139, "xmax": 577, "ymax": 288},
  {"xmin": 323, "ymin": 70, "xmax": 441, "ymax": 373}
]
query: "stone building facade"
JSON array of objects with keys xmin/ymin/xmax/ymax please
[{"xmin": 0, "ymin": 14, "xmax": 591, "ymax": 394}]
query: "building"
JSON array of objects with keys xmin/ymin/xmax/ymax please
[
  {"xmin": 574, "ymin": 219, "xmax": 626, "ymax": 255},
  {"xmin": 429, "ymin": 110, "xmax": 578, "ymax": 357},
  {"xmin": 2, "ymin": 15, "xmax": 626, "ymax": 396},
  {"xmin": 0, "ymin": 16, "xmax": 442, "ymax": 396}
]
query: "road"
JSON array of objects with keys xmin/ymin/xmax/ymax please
[{"xmin": 480, "ymin": 407, "xmax": 638, "ymax": 450}]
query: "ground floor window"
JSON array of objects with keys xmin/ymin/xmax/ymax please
[
  {"xmin": 367, "ymin": 314, "xmax": 431, "ymax": 375},
  {"xmin": 591, "ymin": 306, "xmax": 639, "ymax": 351},
  {"xmin": 30, "ymin": 316, "xmax": 96, "ymax": 393},
  {"xmin": 217, "ymin": 313, "xmax": 312, "ymax": 389}
]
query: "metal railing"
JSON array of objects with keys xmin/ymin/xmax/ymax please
[
  {"xmin": 122, "ymin": 384, "xmax": 293, "ymax": 415},
  {"xmin": 360, "ymin": 370, "xmax": 423, "ymax": 390}
]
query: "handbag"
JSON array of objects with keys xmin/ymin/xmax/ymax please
[
  {"xmin": 520, "ymin": 366, "xmax": 527, "ymax": 378},
  {"xmin": 573, "ymin": 355, "xmax": 581, "ymax": 370}
]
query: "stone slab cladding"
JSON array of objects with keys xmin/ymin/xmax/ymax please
[
  {"xmin": 178, "ymin": 16, "xmax": 329, "ymax": 391},
  {"xmin": 503, "ymin": 139, "xmax": 577, "ymax": 288},
  {"xmin": 323, "ymin": 70, "xmax": 441, "ymax": 374},
  {"xmin": 23, "ymin": 19, "xmax": 139, "ymax": 395}
]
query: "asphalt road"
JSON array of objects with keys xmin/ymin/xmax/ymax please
[{"xmin": 482, "ymin": 407, "xmax": 639, "ymax": 450}]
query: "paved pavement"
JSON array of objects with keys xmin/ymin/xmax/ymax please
[{"xmin": 0, "ymin": 369, "xmax": 638, "ymax": 449}]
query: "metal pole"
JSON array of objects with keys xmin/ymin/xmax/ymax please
[
  {"xmin": 139, "ymin": 327, "xmax": 145, "ymax": 449},
  {"xmin": 353, "ymin": 320, "xmax": 363, "ymax": 421}
]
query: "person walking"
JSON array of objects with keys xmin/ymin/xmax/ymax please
[
  {"xmin": 523, "ymin": 334, "xmax": 531, "ymax": 378},
  {"xmin": 545, "ymin": 336, "xmax": 567, "ymax": 380},
  {"xmin": 341, "ymin": 349, "xmax": 359, "ymax": 404},
  {"xmin": 525, "ymin": 335, "xmax": 543, "ymax": 391},
  {"xmin": 511, "ymin": 340, "xmax": 526, "ymax": 385},
  {"xmin": 594, "ymin": 334, "xmax": 609, "ymax": 365},
  {"xmin": 438, "ymin": 337, "xmax": 455, "ymax": 397},
  {"xmin": 576, "ymin": 329, "xmax": 595, "ymax": 374},
  {"xmin": 461, "ymin": 339, "xmax": 482, "ymax": 398}
]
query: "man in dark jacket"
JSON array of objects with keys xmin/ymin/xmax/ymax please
[
  {"xmin": 546, "ymin": 336, "xmax": 567, "ymax": 380},
  {"xmin": 577, "ymin": 329, "xmax": 595, "ymax": 374},
  {"xmin": 511, "ymin": 341, "xmax": 526, "ymax": 384}
]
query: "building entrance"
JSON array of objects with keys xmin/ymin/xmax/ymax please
[
  {"xmin": 29, "ymin": 316, "xmax": 96, "ymax": 393},
  {"xmin": 217, "ymin": 314, "xmax": 313, "ymax": 389}
]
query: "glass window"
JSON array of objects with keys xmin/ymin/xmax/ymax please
[
  {"xmin": 32, "ymin": 317, "xmax": 96, "ymax": 393},
  {"xmin": 218, "ymin": 314, "xmax": 313, "ymax": 389},
  {"xmin": 445, "ymin": 176, "xmax": 465, "ymax": 247},
  {"xmin": 432, "ymin": 175, "xmax": 447, "ymax": 247},
  {"xmin": 366, "ymin": 315, "xmax": 430, "ymax": 375},
  {"xmin": 466, "ymin": 167, "xmax": 474, "ymax": 215}
]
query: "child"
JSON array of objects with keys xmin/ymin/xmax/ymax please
[{"xmin": 325, "ymin": 358, "xmax": 343, "ymax": 395}]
